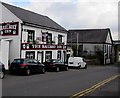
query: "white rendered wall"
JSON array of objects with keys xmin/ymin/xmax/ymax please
[
  {"xmin": 106, "ymin": 33, "xmax": 112, "ymax": 44},
  {"xmin": 0, "ymin": 2, "xmax": 1, "ymax": 95},
  {"xmin": 21, "ymin": 25, "xmax": 67, "ymax": 62},
  {"xmin": 1, "ymin": 3, "xmax": 23, "ymax": 63},
  {"xmin": 22, "ymin": 25, "xmax": 67, "ymax": 45},
  {"xmin": 1, "ymin": 40, "xmax": 9, "ymax": 69},
  {"xmin": 0, "ymin": 42, "xmax": 1, "ymax": 62},
  {"xmin": 21, "ymin": 50, "xmax": 58, "ymax": 62}
]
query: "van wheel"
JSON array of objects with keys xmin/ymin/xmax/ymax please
[
  {"xmin": 56, "ymin": 67, "xmax": 60, "ymax": 72},
  {"xmin": 78, "ymin": 65, "xmax": 81, "ymax": 69},
  {"xmin": 26, "ymin": 69, "xmax": 31, "ymax": 76},
  {"xmin": 84, "ymin": 65, "xmax": 87, "ymax": 69}
]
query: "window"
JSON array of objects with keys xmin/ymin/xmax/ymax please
[
  {"xmin": 45, "ymin": 51, "xmax": 52, "ymax": 61},
  {"xmin": 42, "ymin": 32, "xmax": 52, "ymax": 44},
  {"xmin": 26, "ymin": 60, "xmax": 32, "ymax": 63},
  {"xmin": 27, "ymin": 30, "xmax": 35, "ymax": 42},
  {"xmin": 13, "ymin": 59, "xmax": 24, "ymax": 64},
  {"xmin": 26, "ymin": 51, "xmax": 35, "ymax": 59},
  {"xmin": 47, "ymin": 33, "xmax": 52, "ymax": 44},
  {"xmin": 104, "ymin": 45, "xmax": 106, "ymax": 53},
  {"xmin": 32, "ymin": 59, "xmax": 38, "ymax": 64},
  {"xmin": 57, "ymin": 51, "xmax": 61, "ymax": 59},
  {"xmin": 58, "ymin": 35, "xmax": 62, "ymax": 44},
  {"xmin": 42, "ymin": 32, "xmax": 48, "ymax": 42}
]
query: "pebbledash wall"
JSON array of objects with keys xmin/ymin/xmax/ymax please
[{"xmin": 0, "ymin": 2, "xmax": 67, "ymax": 70}]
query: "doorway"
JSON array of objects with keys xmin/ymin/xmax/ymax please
[
  {"xmin": 37, "ymin": 51, "xmax": 43, "ymax": 63},
  {"xmin": 1, "ymin": 39, "xmax": 12, "ymax": 70}
]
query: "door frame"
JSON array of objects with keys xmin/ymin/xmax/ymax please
[{"xmin": 37, "ymin": 51, "xmax": 43, "ymax": 63}]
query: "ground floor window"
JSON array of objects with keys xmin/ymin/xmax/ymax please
[
  {"xmin": 26, "ymin": 51, "xmax": 35, "ymax": 59},
  {"xmin": 45, "ymin": 51, "xmax": 52, "ymax": 61}
]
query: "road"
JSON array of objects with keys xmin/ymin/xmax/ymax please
[{"xmin": 2, "ymin": 64, "xmax": 119, "ymax": 97}]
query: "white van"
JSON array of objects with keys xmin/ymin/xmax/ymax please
[{"xmin": 68, "ymin": 57, "xmax": 87, "ymax": 69}]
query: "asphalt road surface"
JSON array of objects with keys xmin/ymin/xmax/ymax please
[{"xmin": 2, "ymin": 64, "xmax": 119, "ymax": 98}]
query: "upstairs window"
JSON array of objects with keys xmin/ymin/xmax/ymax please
[
  {"xmin": 58, "ymin": 35, "xmax": 62, "ymax": 45},
  {"xmin": 47, "ymin": 33, "xmax": 52, "ymax": 44},
  {"xmin": 42, "ymin": 32, "xmax": 52, "ymax": 44},
  {"xmin": 27, "ymin": 30, "xmax": 35, "ymax": 42},
  {"xmin": 42, "ymin": 32, "xmax": 48, "ymax": 42}
]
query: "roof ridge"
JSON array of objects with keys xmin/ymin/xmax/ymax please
[{"xmin": 69, "ymin": 28, "xmax": 110, "ymax": 31}]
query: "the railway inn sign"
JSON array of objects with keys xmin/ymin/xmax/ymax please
[{"xmin": 0, "ymin": 22, "xmax": 19, "ymax": 36}]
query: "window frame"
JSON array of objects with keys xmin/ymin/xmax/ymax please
[
  {"xmin": 45, "ymin": 51, "xmax": 52, "ymax": 61},
  {"xmin": 47, "ymin": 33, "xmax": 52, "ymax": 44},
  {"xmin": 26, "ymin": 51, "xmax": 35, "ymax": 59},
  {"xmin": 58, "ymin": 34, "xmax": 62, "ymax": 44},
  {"xmin": 27, "ymin": 30, "xmax": 35, "ymax": 43}
]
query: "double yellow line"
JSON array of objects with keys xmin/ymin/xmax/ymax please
[{"xmin": 70, "ymin": 74, "xmax": 120, "ymax": 98}]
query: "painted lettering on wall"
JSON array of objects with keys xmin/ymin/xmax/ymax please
[
  {"xmin": 0, "ymin": 22, "xmax": 19, "ymax": 36},
  {"xmin": 21, "ymin": 43, "xmax": 67, "ymax": 50}
]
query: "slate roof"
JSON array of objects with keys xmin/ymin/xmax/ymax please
[
  {"xmin": 68, "ymin": 28, "xmax": 112, "ymax": 44},
  {"xmin": 2, "ymin": 2, "xmax": 67, "ymax": 33}
]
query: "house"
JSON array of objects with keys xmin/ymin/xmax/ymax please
[
  {"xmin": 113, "ymin": 40, "xmax": 120, "ymax": 62},
  {"xmin": 0, "ymin": 2, "xmax": 67, "ymax": 70},
  {"xmin": 67, "ymin": 28, "xmax": 114, "ymax": 65}
]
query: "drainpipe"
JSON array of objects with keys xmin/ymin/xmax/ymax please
[
  {"xmin": 20, "ymin": 23, "xmax": 23, "ymax": 58},
  {"xmin": 103, "ymin": 43, "xmax": 105, "ymax": 65}
]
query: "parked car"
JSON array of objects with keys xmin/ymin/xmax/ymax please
[
  {"xmin": 44, "ymin": 59, "xmax": 68, "ymax": 72},
  {"xmin": 68, "ymin": 57, "xmax": 87, "ymax": 69},
  {"xmin": 9, "ymin": 58, "xmax": 45, "ymax": 75},
  {"xmin": 0, "ymin": 62, "xmax": 5, "ymax": 79}
]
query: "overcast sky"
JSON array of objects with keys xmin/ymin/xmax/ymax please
[{"xmin": 1, "ymin": 0, "xmax": 119, "ymax": 40}]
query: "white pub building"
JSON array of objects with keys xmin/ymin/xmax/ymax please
[{"xmin": 0, "ymin": 2, "xmax": 67, "ymax": 70}]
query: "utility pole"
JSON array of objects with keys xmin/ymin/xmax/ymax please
[
  {"xmin": 76, "ymin": 32, "xmax": 79, "ymax": 56},
  {"xmin": 71, "ymin": 32, "xmax": 72, "ymax": 49}
]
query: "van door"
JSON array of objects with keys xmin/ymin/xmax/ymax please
[{"xmin": 68, "ymin": 57, "xmax": 74, "ymax": 67}]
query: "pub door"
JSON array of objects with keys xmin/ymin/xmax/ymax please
[{"xmin": 37, "ymin": 51, "xmax": 43, "ymax": 63}]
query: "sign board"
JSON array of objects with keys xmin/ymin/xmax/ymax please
[
  {"xmin": 0, "ymin": 22, "xmax": 19, "ymax": 36},
  {"xmin": 21, "ymin": 43, "xmax": 67, "ymax": 50}
]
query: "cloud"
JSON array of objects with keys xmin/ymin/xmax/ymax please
[
  {"xmin": 1, "ymin": 0, "xmax": 119, "ymax": 40},
  {"xmin": 42, "ymin": 2, "xmax": 118, "ymax": 39}
]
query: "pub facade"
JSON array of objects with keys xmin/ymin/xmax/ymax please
[{"xmin": 0, "ymin": 2, "xmax": 67, "ymax": 69}]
